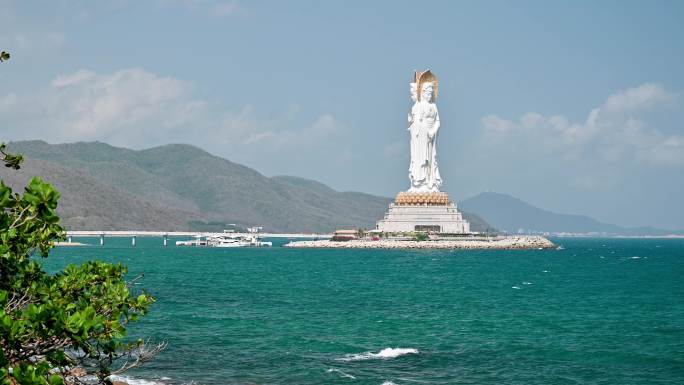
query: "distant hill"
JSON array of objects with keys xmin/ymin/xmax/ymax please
[
  {"xmin": 459, "ymin": 192, "xmax": 681, "ymax": 236},
  {"xmin": 0, "ymin": 157, "xmax": 203, "ymax": 230},
  {"xmin": 1, "ymin": 140, "xmax": 490, "ymax": 233}
]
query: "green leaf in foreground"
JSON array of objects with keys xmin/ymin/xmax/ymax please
[{"xmin": 0, "ymin": 142, "xmax": 164, "ymax": 384}]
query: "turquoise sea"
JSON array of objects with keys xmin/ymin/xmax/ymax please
[{"xmin": 44, "ymin": 238, "xmax": 684, "ymax": 385}]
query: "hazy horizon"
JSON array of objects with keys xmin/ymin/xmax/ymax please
[
  {"xmin": 7, "ymin": 138, "xmax": 682, "ymax": 233},
  {"xmin": 2, "ymin": 1, "xmax": 683, "ymax": 229}
]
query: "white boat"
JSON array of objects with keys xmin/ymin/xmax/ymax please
[
  {"xmin": 210, "ymin": 237, "xmax": 251, "ymax": 247},
  {"xmin": 208, "ymin": 234, "xmax": 272, "ymax": 247},
  {"xmin": 176, "ymin": 234, "xmax": 272, "ymax": 248}
]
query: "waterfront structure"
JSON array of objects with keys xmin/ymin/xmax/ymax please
[
  {"xmin": 63, "ymin": 231, "xmax": 327, "ymax": 247},
  {"xmin": 376, "ymin": 70, "xmax": 470, "ymax": 234},
  {"xmin": 331, "ymin": 229, "xmax": 358, "ymax": 241}
]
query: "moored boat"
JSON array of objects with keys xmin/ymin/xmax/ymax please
[{"xmin": 176, "ymin": 234, "xmax": 272, "ymax": 247}]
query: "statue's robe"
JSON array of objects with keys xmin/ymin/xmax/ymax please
[{"xmin": 408, "ymin": 101, "xmax": 442, "ymax": 192}]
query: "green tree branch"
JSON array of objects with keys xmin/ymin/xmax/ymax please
[{"xmin": 1, "ymin": 69, "xmax": 161, "ymax": 384}]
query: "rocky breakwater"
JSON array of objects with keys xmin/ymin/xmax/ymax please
[{"xmin": 284, "ymin": 236, "xmax": 555, "ymax": 250}]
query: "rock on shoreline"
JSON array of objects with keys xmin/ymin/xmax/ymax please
[{"xmin": 284, "ymin": 236, "xmax": 555, "ymax": 250}]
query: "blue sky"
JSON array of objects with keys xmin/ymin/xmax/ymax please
[{"xmin": 1, "ymin": 0, "xmax": 683, "ymax": 229}]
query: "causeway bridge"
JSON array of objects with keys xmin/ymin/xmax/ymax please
[{"xmin": 65, "ymin": 231, "xmax": 331, "ymax": 246}]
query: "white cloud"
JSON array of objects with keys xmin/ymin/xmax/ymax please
[
  {"xmin": 478, "ymin": 83, "xmax": 684, "ymax": 168},
  {"xmin": 1, "ymin": 67, "xmax": 346, "ymax": 165},
  {"xmin": 51, "ymin": 69, "xmax": 96, "ymax": 87},
  {"xmin": 481, "ymin": 114, "xmax": 516, "ymax": 133},
  {"xmin": 603, "ymin": 83, "xmax": 675, "ymax": 113},
  {"xmin": 1, "ymin": 68, "xmax": 191, "ymax": 142}
]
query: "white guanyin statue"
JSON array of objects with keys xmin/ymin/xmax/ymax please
[{"xmin": 408, "ymin": 70, "xmax": 442, "ymax": 193}]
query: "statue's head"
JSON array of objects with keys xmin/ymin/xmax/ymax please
[
  {"xmin": 421, "ymin": 82, "xmax": 434, "ymax": 102},
  {"xmin": 414, "ymin": 70, "xmax": 438, "ymax": 102}
]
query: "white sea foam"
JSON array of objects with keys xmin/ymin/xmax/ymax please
[
  {"xmin": 522, "ymin": 282, "xmax": 532, "ymax": 285},
  {"xmin": 381, "ymin": 382, "xmax": 399, "ymax": 385},
  {"xmin": 326, "ymin": 368, "xmax": 357, "ymax": 379},
  {"xmin": 109, "ymin": 375, "xmax": 167, "ymax": 385},
  {"xmin": 512, "ymin": 286, "xmax": 521, "ymax": 289},
  {"xmin": 337, "ymin": 347, "xmax": 419, "ymax": 362}
]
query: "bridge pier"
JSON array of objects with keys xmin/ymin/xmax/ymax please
[
  {"xmin": 67, "ymin": 236, "xmax": 73, "ymax": 243},
  {"xmin": 131, "ymin": 235, "xmax": 136, "ymax": 247},
  {"xmin": 100, "ymin": 234, "xmax": 105, "ymax": 246},
  {"xmin": 163, "ymin": 234, "xmax": 168, "ymax": 246}
]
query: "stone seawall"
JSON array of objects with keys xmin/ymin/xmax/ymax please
[{"xmin": 284, "ymin": 236, "xmax": 555, "ymax": 250}]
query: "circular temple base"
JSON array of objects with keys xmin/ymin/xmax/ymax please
[{"xmin": 395, "ymin": 191, "xmax": 450, "ymax": 205}]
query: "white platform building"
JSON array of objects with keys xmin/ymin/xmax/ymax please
[
  {"xmin": 376, "ymin": 203, "xmax": 470, "ymax": 233},
  {"xmin": 376, "ymin": 70, "xmax": 471, "ymax": 234},
  {"xmin": 376, "ymin": 192, "xmax": 470, "ymax": 234}
]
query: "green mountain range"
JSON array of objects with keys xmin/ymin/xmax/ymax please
[
  {"xmin": 4, "ymin": 141, "xmax": 676, "ymax": 235},
  {"xmin": 2, "ymin": 140, "xmax": 489, "ymax": 232}
]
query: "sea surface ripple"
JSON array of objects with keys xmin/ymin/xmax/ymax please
[{"xmin": 44, "ymin": 237, "xmax": 684, "ymax": 384}]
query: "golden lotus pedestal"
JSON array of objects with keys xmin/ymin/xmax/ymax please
[
  {"xmin": 376, "ymin": 191, "xmax": 471, "ymax": 234},
  {"xmin": 394, "ymin": 192, "xmax": 450, "ymax": 206}
]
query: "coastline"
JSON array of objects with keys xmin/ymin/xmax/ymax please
[{"xmin": 284, "ymin": 235, "xmax": 555, "ymax": 249}]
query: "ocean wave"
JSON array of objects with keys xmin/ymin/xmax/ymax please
[
  {"xmin": 326, "ymin": 368, "xmax": 356, "ymax": 379},
  {"xmin": 337, "ymin": 347, "xmax": 419, "ymax": 362},
  {"xmin": 381, "ymin": 382, "xmax": 399, "ymax": 385},
  {"xmin": 109, "ymin": 375, "xmax": 168, "ymax": 385}
]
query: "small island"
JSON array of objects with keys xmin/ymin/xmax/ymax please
[{"xmin": 285, "ymin": 235, "xmax": 555, "ymax": 250}]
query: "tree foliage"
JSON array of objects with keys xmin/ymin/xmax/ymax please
[
  {"xmin": 413, "ymin": 232, "xmax": 429, "ymax": 242},
  {"xmin": 0, "ymin": 144, "xmax": 23, "ymax": 170},
  {"xmin": 1, "ymin": 130, "xmax": 160, "ymax": 383}
]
